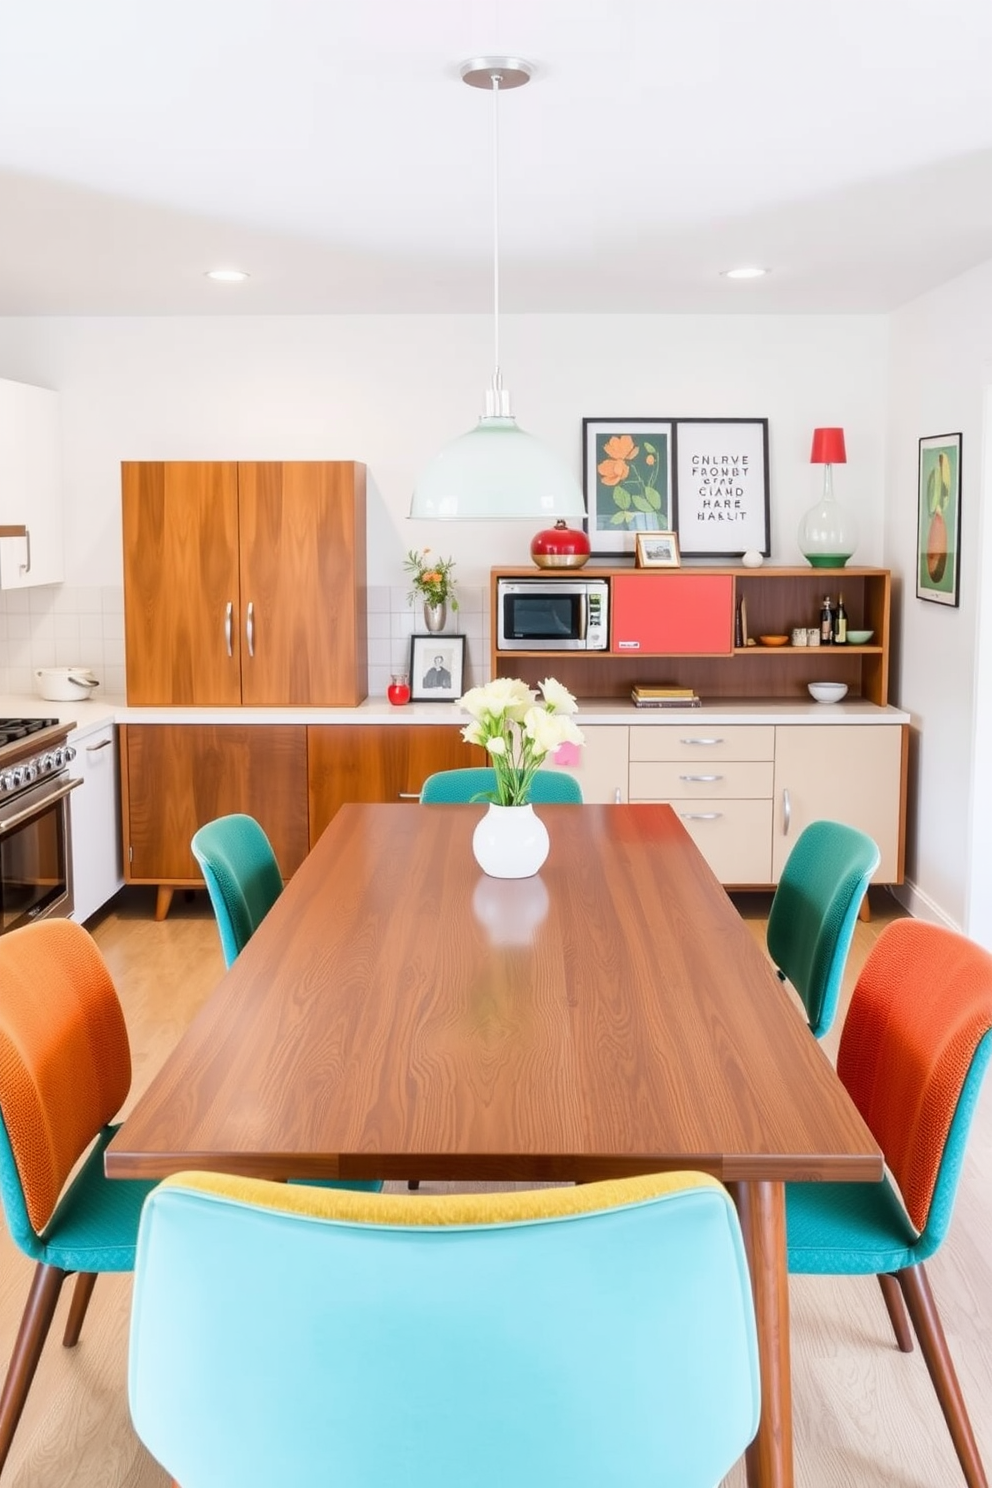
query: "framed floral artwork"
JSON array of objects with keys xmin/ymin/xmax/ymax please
[
  {"xmin": 582, "ymin": 418, "xmax": 674, "ymax": 556},
  {"xmin": 917, "ymin": 433, "xmax": 962, "ymax": 606}
]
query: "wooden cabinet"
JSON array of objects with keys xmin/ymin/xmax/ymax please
[
  {"xmin": 120, "ymin": 724, "xmax": 309, "ymax": 915},
  {"xmin": 308, "ymin": 725, "xmax": 486, "ymax": 845},
  {"xmin": 611, "ymin": 573, "xmax": 734, "ymax": 655},
  {"xmin": 548, "ymin": 724, "xmax": 629, "ymax": 803},
  {"xmin": 0, "ymin": 378, "xmax": 64, "ymax": 588},
  {"xmin": 772, "ymin": 725, "xmax": 905, "ymax": 882},
  {"xmin": 122, "ymin": 461, "xmax": 367, "ymax": 706}
]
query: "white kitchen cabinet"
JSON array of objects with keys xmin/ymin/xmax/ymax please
[
  {"xmin": 70, "ymin": 720, "xmax": 124, "ymax": 924},
  {"xmin": 0, "ymin": 378, "xmax": 65, "ymax": 588},
  {"xmin": 546, "ymin": 724, "xmax": 629, "ymax": 803},
  {"xmin": 772, "ymin": 725, "xmax": 905, "ymax": 882}
]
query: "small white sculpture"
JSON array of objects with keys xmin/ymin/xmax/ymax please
[{"xmin": 741, "ymin": 549, "xmax": 764, "ymax": 568}]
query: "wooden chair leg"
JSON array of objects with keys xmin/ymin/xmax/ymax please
[
  {"xmin": 62, "ymin": 1272, "xmax": 98, "ymax": 1348},
  {"xmin": 0, "ymin": 1262, "xmax": 66, "ymax": 1473},
  {"xmin": 408, "ymin": 1181, "xmax": 420, "ymax": 1191},
  {"xmin": 898, "ymin": 1263, "xmax": 988, "ymax": 1488},
  {"xmin": 877, "ymin": 1271, "xmax": 914, "ymax": 1352}
]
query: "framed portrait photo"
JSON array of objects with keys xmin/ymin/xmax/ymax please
[
  {"xmin": 917, "ymin": 433, "xmax": 962, "ymax": 607},
  {"xmin": 673, "ymin": 418, "xmax": 770, "ymax": 559},
  {"xmin": 582, "ymin": 418, "xmax": 674, "ymax": 556},
  {"xmin": 409, "ymin": 634, "xmax": 466, "ymax": 702},
  {"xmin": 635, "ymin": 531, "xmax": 681, "ymax": 568}
]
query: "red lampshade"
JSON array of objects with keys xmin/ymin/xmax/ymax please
[{"xmin": 810, "ymin": 427, "xmax": 847, "ymax": 464}]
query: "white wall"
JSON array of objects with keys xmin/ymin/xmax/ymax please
[
  {"xmin": 885, "ymin": 259, "xmax": 992, "ymax": 941},
  {"xmin": 0, "ymin": 313, "xmax": 888, "ymax": 591}
]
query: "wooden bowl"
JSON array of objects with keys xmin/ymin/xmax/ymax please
[{"xmin": 758, "ymin": 634, "xmax": 789, "ymax": 647}]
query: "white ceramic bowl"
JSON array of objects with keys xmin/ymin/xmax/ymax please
[{"xmin": 808, "ymin": 681, "xmax": 848, "ymax": 704}]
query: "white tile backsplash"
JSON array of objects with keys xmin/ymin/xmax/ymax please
[{"xmin": 0, "ymin": 582, "xmax": 490, "ymax": 701}]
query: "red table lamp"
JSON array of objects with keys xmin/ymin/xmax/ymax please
[{"xmin": 799, "ymin": 426, "xmax": 857, "ymax": 567}]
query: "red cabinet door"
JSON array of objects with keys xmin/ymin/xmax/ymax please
[{"xmin": 611, "ymin": 574, "xmax": 734, "ymax": 653}]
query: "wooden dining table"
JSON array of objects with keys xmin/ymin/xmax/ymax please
[{"xmin": 106, "ymin": 801, "xmax": 882, "ymax": 1488}]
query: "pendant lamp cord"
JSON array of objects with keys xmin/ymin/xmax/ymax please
[{"xmin": 491, "ymin": 71, "xmax": 502, "ymax": 393}]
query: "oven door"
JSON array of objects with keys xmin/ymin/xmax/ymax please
[{"xmin": 0, "ymin": 775, "xmax": 82, "ymax": 934}]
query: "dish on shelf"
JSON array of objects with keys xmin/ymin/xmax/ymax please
[
  {"xmin": 846, "ymin": 629, "xmax": 874, "ymax": 645},
  {"xmin": 808, "ymin": 682, "xmax": 849, "ymax": 703},
  {"xmin": 758, "ymin": 634, "xmax": 790, "ymax": 647}
]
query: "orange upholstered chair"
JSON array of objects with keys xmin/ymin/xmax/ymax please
[
  {"xmin": 787, "ymin": 919, "xmax": 992, "ymax": 1487},
  {"xmin": 0, "ymin": 920, "xmax": 156, "ymax": 1474}
]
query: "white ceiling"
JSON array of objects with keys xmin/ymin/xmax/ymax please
[{"xmin": 2, "ymin": 0, "xmax": 992, "ymax": 316}]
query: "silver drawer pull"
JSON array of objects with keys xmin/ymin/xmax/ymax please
[
  {"xmin": 679, "ymin": 774, "xmax": 723, "ymax": 783},
  {"xmin": 680, "ymin": 811, "xmax": 723, "ymax": 821},
  {"xmin": 85, "ymin": 738, "xmax": 113, "ymax": 753},
  {"xmin": 680, "ymin": 737, "xmax": 724, "ymax": 746},
  {"xmin": 246, "ymin": 601, "xmax": 255, "ymax": 658},
  {"xmin": 225, "ymin": 601, "xmax": 233, "ymax": 657},
  {"xmin": 614, "ymin": 787, "xmax": 622, "ymax": 804},
  {"xmin": 398, "ymin": 792, "xmax": 421, "ymax": 800},
  {"xmin": 782, "ymin": 787, "xmax": 791, "ymax": 836}
]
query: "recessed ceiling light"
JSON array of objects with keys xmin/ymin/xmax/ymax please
[
  {"xmin": 721, "ymin": 266, "xmax": 768, "ymax": 280},
  {"xmin": 205, "ymin": 268, "xmax": 250, "ymax": 283}
]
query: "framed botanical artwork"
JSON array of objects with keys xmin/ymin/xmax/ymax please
[
  {"xmin": 635, "ymin": 531, "xmax": 681, "ymax": 568},
  {"xmin": 917, "ymin": 433, "xmax": 962, "ymax": 607},
  {"xmin": 673, "ymin": 418, "xmax": 770, "ymax": 559},
  {"xmin": 582, "ymin": 418, "xmax": 674, "ymax": 556},
  {"xmin": 409, "ymin": 634, "xmax": 466, "ymax": 702}
]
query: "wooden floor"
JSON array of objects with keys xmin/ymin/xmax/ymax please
[{"xmin": 1, "ymin": 886, "xmax": 990, "ymax": 1486}]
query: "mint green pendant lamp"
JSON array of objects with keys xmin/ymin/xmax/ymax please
[{"xmin": 410, "ymin": 59, "xmax": 584, "ymax": 523}]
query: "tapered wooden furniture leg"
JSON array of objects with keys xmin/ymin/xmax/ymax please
[
  {"xmin": 898, "ymin": 1263, "xmax": 988, "ymax": 1488},
  {"xmin": 0, "ymin": 1263, "xmax": 66, "ymax": 1473},
  {"xmin": 732, "ymin": 1180, "xmax": 794, "ymax": 1488},
  {"xmin": 62, "ymin": 1272, "xmax": 98, "ymax": 1348},
  {"xmin": 155, "ymin": 886, "xmax": 174, "ymax": 921},
  {"xmin": 877, "ymin": 1272, "xmax": 913, "ymax": 1352},
  {"xmin": 858, "ymin": 894, "xmax": 872, "ymax": 922}
]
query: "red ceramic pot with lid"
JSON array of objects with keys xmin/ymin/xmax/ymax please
[{"xmin": 530, "ymin": 520, "xmax": 591, "ymax": 569}]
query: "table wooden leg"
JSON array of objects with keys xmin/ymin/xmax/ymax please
[{"xmin": 731, "ymin": 1179, "xmax": 794, "ymax": 1488}]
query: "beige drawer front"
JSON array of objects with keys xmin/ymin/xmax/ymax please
[
  {"xmin": 631, "ymin": 760, "xmax": 774, "ymax": 800},
  {"xmin": 670, "ymin": 799, "xmax": 773, "ymax": 884},
  {"xmin": 630, "ymin": 725, "xmax": 775, "ymax": 763}
]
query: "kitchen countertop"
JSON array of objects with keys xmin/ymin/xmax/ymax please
[{"xmin": 0, "ymin": 694, "xmax": 911, "ymax": 729}]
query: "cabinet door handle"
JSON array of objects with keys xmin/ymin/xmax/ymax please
[
  {"xmin": 679, "ymin": 737, "xmax": 724, "ymax": 746},
  {"xmin": 614, "ymin": 787, "xmax": 622, "ymax": 804},
  {"xmin": 679, "ymin": 773, "xmax": 723, "ymax": 783},
  {"xmin": 19, "ymin": 528, "xmax": 31, "ymax": 575},
  {"xmin": 225, "ymin": 602, "xmax": 233, "ymax": 657},
  {"xmin": 680, "ymin": 811, "xmax": 723, "ymax": 821},
  {"xmin": 782, "ymin": 788, "xmax": 791, "ymax": 836},
  {"xmin": 398, "ymin": 792, "xmax": 421, "ymax": 800},
  {"xmin": 85, "ymin": 738, "xmax": 113, "ymax": 753},
  {"xmin": 246, "ymin": 601, "xmax": 255, "ymax": 658}
]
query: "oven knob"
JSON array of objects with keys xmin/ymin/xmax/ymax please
[
  {"xmin": 8, "ymin": 768, "xmax": 23, "ymax": 788},
  {"xmin": 0, "ymin": 772, "xmax": 13, "ymax": 792},
  {"xmin": 39, "ymin": 753, "xmax": 56, "ymax": 774},
  {"xmin": 65, "ymin": 745, "xmax": 77, "ymax": 763},
  {"xmin": 22, "ymin": 763, "xmax": 38, "ymax": 784}
]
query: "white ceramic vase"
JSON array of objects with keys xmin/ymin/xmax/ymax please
[{"xmin": 472, "ymin": 802, "xmax": 550, "ymax": 880}]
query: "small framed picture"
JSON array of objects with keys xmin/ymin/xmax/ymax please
[
  {"xmin": 582, "ymin": 418, "xmax": 674, "ymax": 556},
  {"xmin": 917, "ymin": 433, "xmax": 962, "ymax": 607},
  {"xmin": 409, "ymin": 634, "xmax": 466, "ymax": 702},
  {"xmin": 635, "ymin": 531, "xmax": 681, "ymax": 568}
]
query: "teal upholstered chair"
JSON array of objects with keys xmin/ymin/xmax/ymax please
[
  {"xmin": 766, "ymin": 819, "xmax": 880, "ymax": 1038},
  {"xmin": 129, "ymin": 1170, "xmax": 760, "ymax": 1488},
  {"xmin": 787, "ymin": 919, "xmax": 992, "ymax": 1488},
  {"xmin": 420, "ymin": 767, "xmax": 583, "ymax": 804},
  {"xmin": 0, "ymin": 920, "xmax": 159, "ymax": 1475},
  {"xmin": 191, "ymin": 813, "xmax": 285, "ymax": 968}
]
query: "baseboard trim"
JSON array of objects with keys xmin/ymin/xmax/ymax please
[{"xmin": 888, "ymin": 878, "xmax": 961, "ymax": 932}]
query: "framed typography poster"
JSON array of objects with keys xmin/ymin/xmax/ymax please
[{"xmin": 673, "ymin": 418, "xmax": 770, "ymax": 559}]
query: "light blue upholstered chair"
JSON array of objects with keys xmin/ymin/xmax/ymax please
[
  {"xmin": 191, "ymin": 813, "xmax": 285, "ymax": 968},
  {"xmin": 787, "ymin": 920, "xmax": 992, "ymax": 1487},
  {"xmin": 420, "ymin": 766, "xmax": 583, "ymax": 804},
  {"xmin": 129, "ymin": 1171, "xmax": 759, "ymax": 1488},
  {"xmin": 766, "ymin": 819, "xmax": 880, "ymax": 1038}
]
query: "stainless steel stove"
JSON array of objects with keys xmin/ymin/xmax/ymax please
[{"xmin": 0, "ymin": 717, "xmax": 80, "ymax": 933}]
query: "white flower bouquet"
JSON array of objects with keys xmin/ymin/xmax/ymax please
[{"xmin": 456, "ymin": 677, "xmax": 585, "ymax": 806}]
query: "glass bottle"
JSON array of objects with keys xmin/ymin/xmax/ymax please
[
  {"xmin": 834, "ymin": 594, "xmax": 847, "ymax": 645},
  {"xmin": 799, "ymin": 461, "xmax": 858, "ymax": 567},
  {"xmin": 820, "ymin": 596, "xmax": 834, "ymax": 645}
]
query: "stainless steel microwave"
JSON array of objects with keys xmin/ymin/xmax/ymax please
[{"xmin": 496, "ymin": 579, "xmax": 609, "ymax": 651}]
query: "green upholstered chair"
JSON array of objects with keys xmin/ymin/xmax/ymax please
[
  {"xmin": 787, "ymin": 919, "xmax": 992, "ymax": 1488},
  {"xmin": 420, "ymin": 767, "xmax": 583, "ymax": 804},
  {"xmin": 0, "ymin": 920, "xmax": 160, "ymax": 1475},
  {"xmin": 129, "ymin": 1171, "xmax": 759, "ymax": 1488},
  {"xmin": 191, "ymin": 813, "xmax": 285, "ymax": 969},
  {"xmin": 766, "ymin": 818, "xmax": 880, "ymax": 1039}
]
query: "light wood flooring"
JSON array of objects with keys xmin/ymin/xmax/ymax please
[{"xmin": 1, "ymin": 887, "xmax": 990, "ymax": 1486}]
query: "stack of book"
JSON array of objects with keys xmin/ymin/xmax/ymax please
[{"xmin": 630, "ymin": 685, "xmax": 701, "ymax": 709}]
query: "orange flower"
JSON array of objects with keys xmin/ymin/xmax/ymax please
[
  {"xmin": 645, "ymin": 453, "xmax": 655, "ymax": 465},
  {"xmin": 598, "ymin": 433, "xmax": 639, "ymax": 487},
  {"xmin": 421, "ymin": 571, "xmax": 442, "ymax": 585}
]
